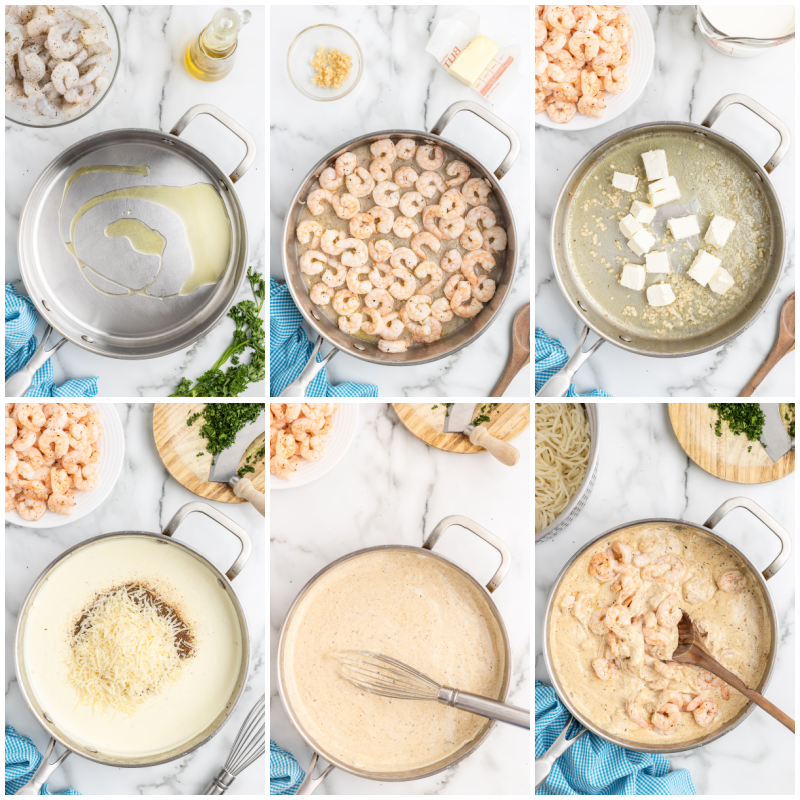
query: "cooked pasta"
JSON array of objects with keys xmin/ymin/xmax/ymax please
[{"xmin": 535, "ymin": 403, "xmax": 591, "ymax": 533}]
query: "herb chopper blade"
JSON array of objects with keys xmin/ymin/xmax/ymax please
[{"xmin": 758, "ymin": 403, "xmax": 794, "ymax": 462}]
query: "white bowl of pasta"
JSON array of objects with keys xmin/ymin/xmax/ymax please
[
  {"xmin": 535, "ymin": 402, "xmax": 601, "ymax": 542},
  {"xmin": 5, "ymin": 403, "xmax": 125, "ymax": 529}
]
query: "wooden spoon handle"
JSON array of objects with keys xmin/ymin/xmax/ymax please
[
  {"xmin": 740, "ymin": 340, "xmax": 795, "ymax": 397},
  {"xmin": 491, "ymin": 352, "xmax": 530, "ymax": 397}
]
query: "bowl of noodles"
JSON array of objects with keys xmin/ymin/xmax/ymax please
[{"xmin": 535, "ymin": 403, "xmax": 600, "ymax": 543}]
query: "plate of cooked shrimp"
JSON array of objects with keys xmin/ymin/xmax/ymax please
[
  {"xmin": 270, "ymin": 402, "xmax": 359, "ymax": 489},
  {"xmin": 5, "ymin": 402, "xmax": 125, "ymax": 528},
  {"xmin": 535, "ymin": 4, "xmax": 654, "ymax": 131}
]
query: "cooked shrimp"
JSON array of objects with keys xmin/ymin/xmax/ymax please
[
  {"xmin": 430, "ymin": 297, "xmax": 454, "ymax": 322},
  {"xmin": 73, "ymin": 464, "xmax": 98, "ymax": 492},
  {"xmin": 461, "ymin": 250, "xmax": 496, "ymax": 285},
  {"xmin": 642, "ymin": 611, "xmax": 672, "ymax": 649},
  {"xmin": 604, "ymin": 604, "xmax": 632, "ymax": 635},
  {"xmin": 398, "ymin": 191, "xmax": 427, "ymax": 218},
  {"xmin": 394, "ymin": 166, "xmax": 418, "ymax": 189},
  {"xmin": 15, "ymin": 404, "xmax": 45, "ymax": 431},
  {"xmin": 590, "ymin": 51, "xmax": 617, "ymax": 76},
  {"xmin": 415, "ymin": 144, "xmax": 444, "ymax": 170},
  {"xmin": 318, "ymin": 166, "xmax": 343, "ymax": 190},
  {"xmin": 603, "ymin": 66, "xmax": 628, "ymax": 93},
  {"xmin": 360, "ymin": 307, "xmax": 384, "ymax": 336},
  {"xmin": 403, "ymin": 294, "xmax": 431, "ymax": 323},
  {"xmin": 412, "ymin": 316, "xmax": 442, "ymax": 344},
  {"xmin": 380, "ymin": 312, "xmax": 405, "ymax": 340},
  {"xmin": 438, "ymin": 189, "xmax": 466, "ymax": 219},
  {"xmin": 332, "ymin": 193, "xmax": 360, "ymax": 220},
  {"xmin": 546, "ymin": 98, "xmax": 577, "ymax": 124},
  {"xmin": 574, "ymin": 5, "xmax": 599, "ymax": 31},
  {"xmin": 718, "ymin": 569, "xmax": 746, "ymax": 594},
  {"xmin": 611, "ymin": 572, "xmax": 638, "ymax": 606},
  {"xmin": 378, "ymin": 338, "xmax": 409, "ymax": 353},
  {"xmin": 588, "ymin": 608, "xmax": 609, "ymax": 635},
  {"xmin": 38, "ymin": 429, "xmax": 70, "ymax": 459},
  {"xmin": 414, "ymin": 261, "xmax": 443, "ymax": 295},
  {"xmin": 348, "ymin": 212, "xmax": 375, "ymax": 239},
  {"xmin": 683, "ymin": 579, "xmax": 715, "ymax": 605},
  {"xmin": 365, "ymin": 288, "xmax": 394, "ymax": 315},
  {"xmin": 589, "ymin": 547, "xmax": 621, "ymax": 582},
  {"xmin": 334, "ymin": 151, "xmax": 357, "ymax": 176},
  {"xmin": 438, "ymin": 216, "xmax": 466, "ymax": 240},
  {"xmin": 296, "ymin": 220, "xmax": 324, "ymax": 248},
  {"xmin": 392, "ymin": 215, "xmax": 420, "ymax": 239},
  {"xmin": 368, "ymin": 205, "xmax": 394, "ymax": 234},
  {"xmin": 369, "ymin": 157, "xmax": 394, "ymax": 183},
  {"xmin": 47, "ymin": 491, "xmax": 75, "ymax": 515},
  {"xmin": 337, "ymin": 312, "xmax": 363, "ymax": 335},
  {"xmin": 368, "ymin": 238, "xmax": 394, "ymax": 263},
  {"xmin": 346, "ymin": 167, "xmax": 376, "ymax": 198},
  {"xmin": 320, "ymin": 229, "xmax": 347, "ymax": 255},
  {"xmin": 546, "ymin": 5, "xmax": 576, "ymax": 33},
  {"xmin": 368, "ymin": 263, "xmax": 394, "ymax": 290},
  {"xmin": 13, "ymin": 430, "xmax": 37, "ymax": 452},
  {"xmin": 332, "ymin": 289, "xmax": 360, "ymax": 316},
  {"xmin": 445, "ymin": 160, "xmax": 470, "ymax": 187},
  {"xmin": 459, "ymin": 228, "xmax": 484, "ymax": 251},
  {"xmin": 372, "ymin": 181, "xmax": 400, "ymax": 208},
  {"xmin": 395, "ymin": 138, "xmax": 417, "ymax": 160},
  {"xmin": 581, "ymin": 68, "xmax": 601, "ymax": 98},
  {"xmin": 270, "ymin": 455, "xmax": 297, "ymax": 481},
  {"xmin": 651, "ymin": 703, "xmax": 681, "ymax": 734},
  {"xmin": 17, "ymin": 496, "xmax": 46, "ymax": 521},
  {"xmin": 656, "ymin": 592, "xmax": 682, "ymax": 627},
  {"xmin": 535, "ymin": 19, "xmax": 547, "ymax": 47},
  {"xmin": 650, "ymin": 555, "xmax": 686, "ymax": 584},
  {"xmin": 397, "ymin": 305, "xmax": 431, "ymax": 340},
  {"xmin": 410, "ymin": 232, "xmax": 441, "ymax": 261},
  {"xmin": 440, "ymin": 249, "xmax": 463, "ymax": 273},
  {"xmin": 653, "ymin": 660, "xmax": 684, "ymax": 680},
  {"xmin": 483, "ymin": 226, "xmax": 507, "ymax": 252},
  {"xmin": 462, "ymin": 178, "xmax": 491, "ymax": 206},
  {"xmin": 6, "ymin": 447, "xmax": 19, "ymax": 475},
  {"xmin": 390, "ymin": 247, "xmax": 419, "ymax": 271},
  {"xmin": 370, "ymin": 139, "xmax": 396, "ymax": 162},
  {"xmin": 299, "ymin": 250, "xmax": 327, "ymax": 275},
  {"xmin": 612, "ymin": 541, "xmax": 633, "ymax": 565},
  {"xmin": 415, "ymin": 171, "xmax": 446, "ymax": 199},
  {"xmin": 309, "ymin": 282, "xmax": 333, "ymax": 305},
  {"xmin": 541, "ymin": 30, "xmax": 567, "ymax": 55},
  {"xmin": 450, "ymin": 280, "xmax": 484, "ymax": 318},
  {"xmin": 592, "ymin": 657, "xmax": 619, "ymax": 681},
  {"xmin": 626, "ymin": 693, "xmax": 652, "ymax": 729},
  {"xmin": 307, "ymin": 188, "xmax": 333, "ymax": 215},
  {"xmin": 688, "ymin": 697, "xmax": 718, "ymax": 727},
  {"xmin": 472, "ymin": 274, "xmax": 496, "ymax": 303},
  {"xmin": 5, "ymin": 418, "xmax": 17, "ymax": 446},
  {"xmin": 422, "ymin": 205, "xmax": 446, "ymax": 240},
  {"xmin": 346, "ymin": 267, "xmax": 373, "ymax": 295},
  {"xmin": 465, "ymin": 205, "xmax": 497, "ymax": 231},
  {"xmin": 443, "ymin": 273, "xmax": 463, "ymax": 300},
  {"xmin": 339, "ymin": 239, "xmax": 368, "ymax": 268},
  {"xmin": 388, "ymin": 267, "xmax": 417, "ymax": 300},
  {"xmin": 321, "ymin": 258, "xmax": 348, "ymax": 288}
]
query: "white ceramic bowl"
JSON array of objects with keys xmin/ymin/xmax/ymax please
[
  {"xmin": 536, "ymin": 5, "xmax": 655, "ymax": 132},
  {"xmin": 270, "ymin": 404, "xmax": 359, "ymax": 490},
  {"xmin": 7, "ymin": 404, "xmax": 125, "ymax": 529}
]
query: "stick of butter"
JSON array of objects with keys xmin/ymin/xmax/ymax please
[{"xmin": 448, "ymin": 35, "xmax": 499, "ymax": 86}]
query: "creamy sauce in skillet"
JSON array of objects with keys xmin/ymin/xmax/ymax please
[
  {"xmin": 282, "ymin": 550, "xmax": 505, "ymax": 771},
  {"xmin": 549, "ymin": 524, "xmax": 770, "ymax": 745}
]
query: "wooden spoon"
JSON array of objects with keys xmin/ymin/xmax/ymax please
[
  {"xmin": 670, "ymin": 610, "xmax": 794, "ymax": 733},
  {"xmin": 491, "ymin": 303, "xmax": 530, "ymax": 397},
  {"xmin": 740, "ymin": 293, "xmax": 795, "ymax": 397}
]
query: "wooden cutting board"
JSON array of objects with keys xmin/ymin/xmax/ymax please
[
  {"xmin": 392, "ymin": 403, "xmax": 529, "ymax": 453},
  {"xmin": 153, "ymin": 403, "xmax": 265, "ymax": 503},
  {"xmin": 668, "ymin": 403, "xmax": 794, "ymax": 484}
]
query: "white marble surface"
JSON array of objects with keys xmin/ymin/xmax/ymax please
[
  {"xmin": 535, "ymin": 5, "xmax": 796, "ymax": 397},
  {"xmin": 270, "ymin": 401, "xmax": 530, "ymax": 793},
  {"xmin": 4, "ymin": 403, "xmax": 265, "ymax": 795},
  {"xmin": 270, "ymin": 6, "xmax": 531, "ymax": 397},
  {"xmin": 534, "ymin": 402, "xmax": 795, "ymax": 794},
  {"xmin": 5, "ymin": 6, "xmax": 265, "ymax": 397}
]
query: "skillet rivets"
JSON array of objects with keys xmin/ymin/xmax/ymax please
[
  {"xmin": 620, "ymin": 335, "xmax": 632, "ymax": 343},
  {"xmin": 44, "ymin": 713, "xmax": 53, "ymax": 723},
  {"xmin": 81, "ymin": 335, "xmax": 94, "ymax": 343}
]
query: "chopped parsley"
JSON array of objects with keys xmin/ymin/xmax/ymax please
[
  {"xmin": 189, "ymin": 403, "xmax": 265, "ymax": 474},
  {"xmin": 708, "ymin": 403, "xmax": 765, "ymax": 446},
  {"xmin": 473, "ymin": 403, "xmax": 500, "ymax": 426}
]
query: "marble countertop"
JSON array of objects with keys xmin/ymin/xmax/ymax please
[
  {"xmin": 270, "ymin": 6, "xmax": 531, "ymax": 397},
  {"xmin": 270, "ymin": 402, "xmax": 530, "ymax": 793},
  {"xmin": 4, "ymin": 403, "xmax": 265, "ymax": 795},
  {"xmin": 5, "ymin": 6, "xmax": 265, "ymax": 397},
  {"xmin": 535, "ymin": 402, "xmax": 795, "ymax": 794},
  {"xmin": 535, "ymin": 5, "xmax": 795, "ymax": 397}
]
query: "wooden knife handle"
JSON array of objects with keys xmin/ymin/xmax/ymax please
[
  {"xmin": 233, "ymin": 478, "xmax": 265, "ymax": 516},
  {"xmin": 468, "ymin": 426, "xmax": 520, "ymax": 466}
]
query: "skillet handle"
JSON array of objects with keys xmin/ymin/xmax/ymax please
[
  {"xmin": 14, "ymin": 737, "xmax": 71, "ymax": 795},
  {"xmin": 704, "ymin": 497, "xmax": 792, "ymax": 579},
  {"xmin": 295, "ymin": 752, "xmax": 335, "ymax": 795},
  {"xmin": 5, "ymin": 325, "xmax": 68, "ymax": 398},
  {"xmin": 279, "ymin": 334, "xmax": 339, "ymax": 397},
  {"xmin": 162, "ymin": 501, "xmax": 252, "ymax": 580},
  {"xmin": 429, "ymin": 100, "xmax": 520, "ymax": 179},
  {"xmin": 536, "ymin": 325, "xmax": 604, "ymax": 397},
  {"xmin": 701, "ymin": 93, "xmax": 791, "ymax": 174},
  {"xmin": 170, "ymin": 104, "xmax": 257, "ymax": 183},
  {"xmin": 423, "ymin": 515, "xmax": 511, "ymax": 593}
]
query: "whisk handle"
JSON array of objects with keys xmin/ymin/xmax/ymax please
[
  {"xmin": 442, "ymin": 688, "xmax": 530, "ymax": 729},
  {"xmin": 202, "ymin": 768, "xmax": 235, "ymax": 794}
]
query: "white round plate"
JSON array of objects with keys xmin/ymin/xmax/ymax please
[
  {"xmin": 6, "ymin": 404, "xmax": 125, "ymax": 529},
  {"xmin": 270, "ymin": 404, "xmax": 359, "ymax": 490},
  {"xmin": 536, "ymin": 5, "xmax": 655, "ymax": 132}
]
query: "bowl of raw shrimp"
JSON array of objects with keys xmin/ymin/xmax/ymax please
[
  {"xmin": 5, "ymin": 403, "xmax": 125, "ymax": 529},
  {"xmin": 535, "ymin": 4, "xmax": 654, "ymax": 132},
  {"xmin": 270, "ymin": 403, "xmax": 359, "ymax": 490},
  {"xmin": 5, "ymin": 5, "xmax": 121, "ymax": 128}
]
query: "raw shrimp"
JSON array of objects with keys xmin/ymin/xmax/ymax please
[
  {"xmin": 372, "ymin": 181, "xmax": 400, "ymax": 208},
  {"xmin": 47, "ymin": 22, "xmax": 78, "ymax": 58},
  {"xmin": 546, "ymin": 98, "xmax": 577, "ymax": 124},
  {"xmin": 471, "ymin": 274, "xmax": 496, "ymax": 302},
  {"xmin": 296, "ymin": 220, "xmax": 324, "ymax": 247},
  {"xmin": 459, "ymin": 228, "xmax": 484, "ymax": 251},
  {"xmin": 307, "ymin": 188, "xmax": 333, "ymax": 215},
  {"xmin": 445, "ymin": 160, "xmax": 470, "ymax": 187},
  {"xmin": 394, "ymin": 166, "xmax": 418, "ymax": 188},
  {"xmin": 395, "ymin": 138, "xmax": 417, "ymax": 160},
  {"xmin": 656, "ymin": 592, "xmax": 682, "ymax": 627},
  {"xmin": 378, "ymin": 338, "xmax": 409, "ymax": 353},
  {"xmin": 348, "ymin": 212, "xmax": 376, "ymax": 239},
  {"xmin": 346, "ymin": 267, "xmax": 373, "ymax": 295},
  {"xmin": 588, "ymin": 547, "xmax": 621, "ymax": 582},
  {"xmin": 320, "ymin": 229, "xmax": 347, "ymax": 255},
  {"xmin": 415, "ymin": 171, "xmax": 446, "ymax": 199},
  {"xmin": 368, "ymin": 206, "xmax": 394, "ymax": 234},
  {"xmin": 332, "ymin": 289, "xmax": 360, "ymax": 316},
  {"xmin": 369, "ymin": 157, "xmax": 394, "ymax": 183},
  {"xmin": 438, "ymin": 189, "xmax": 466, "ymax": 219},
  {"xmin": 299, "ymin": 250, "xmax": 327, "ymax": 275},
  {"xmin": 321, "ymin": 258, "xmax": 348, "ymax": 287},
  {"xmin": 462, "ymin": 178, "xmax": 491, "ymax": 206},
  {"xmin": 319, "ymin": 166, "xmax": 343, "ymax": 190},
  {"xmin": 438, "ymin": 216, "xmax": 465, "ymax": 240},
  {"xmin": 592, "ymin": 657, "xmax": 619, "ymax": 681},
  {"xmin": 651, "ymin": 703, "xmax": 681, "ymax": 734},
  {"xmin": 483, "ymin": 226, "xmax": 507, "ymax": 252},
  {"xmin": 718, "ymin": 569, "xmax": 746, "ymax": 594},
  {"xmin": 414, "ymin": 261, "xmax": 443, "ymax": 295},
  {"xmin": 626, "ymin": 693, "xmax": 652, "ymax": 729},
  {"xmin": 422, "ymin": 205, "xmax": 446, "ymax": 240},
  {"xmin": 390, "ymin": 247, "xmax": 419, "ymax": 271},
  {"xmin": 388, "ymin": 267, "xmax": 417, "ymax": 301},
  {"xmin": 461, "ymin": 250, "xmax": 496, "ymax": 285},
  {"xmin": 440, "ymin": 249, "xmax": 463, "ymax": 273},
  {"xmin": 365, "ymin": 288, "xmax": 394, "ymax": 315},
  {"xmin": 410, "ymin": 231, "xmax": 441, "ymax": 261},
  {"xmin": 392, "ymin": 215, "xmax": 420, "ymax": 239},
  {"xmin": 368, "ymin": 238, "xmax": 394, "ymax": 263},
  {"xmin": 398, "ymin": 191, "xmax": 427, "ymax": 218},
  {"xmin": 450, "ymin": 280, "xmax": 483, "ymax": 318},
  {"xmin": 332, "ymin": 193, "xmax": 360, "ymax": 220},
  {"xmin": 340, "ymin": 239, "xmax": 368, "ymax": 268},
  {"xmin": 431, "ymin": 297, "xmax": 453, "ymax": 322},
  {"xmin": 345, "ymin": 167, "xmax": 376, "ymax": 198},
  {"xmin": 465, "ymin": 205, "xmax": 497, "ymax": 230},
  {"xmin": 360, "ymin": 307, "xmax": 384, "ymax": 336},
  {"xmin": 64, "ymin": 83, "xmax": 94, "ymax": 105},
  {"xmin": 415, "ymin": 144, "xmax": 444, "ymax": 170},
  {"xmin": 370, "ymin": 139, "xmax": 396, "ymax": 162},
  {"xmin": 51, "ymin": 60, "xmax": 78, "ymax": 94},
  {"xmin": 337, "ymin": 313, "xmax": 363, "ymax": 335},
  {"xmin": 309, "ymin": 282, "xmax": 333, "ymax": 305},
  {"xmin": 334, "ymin": 152, "xmax": 357, "ymax": 176}
]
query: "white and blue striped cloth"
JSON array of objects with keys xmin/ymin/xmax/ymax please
[
  {"xmin": 270, "ymin": 278, "xmax": 378, "ymax": 397},
  {"xmin": 536, "ymin": 682, "xmax": 696, "ymax": 795},
  {"xmin": 535, "ymin": 327, "xmax": 611, "ymax": 397},
  {"xmin": 5, "ymin": 284, "xmax": 98, "ymax": 398},
  {"xmin": 5, "ymin": 726, "xmax": 80, "ymax": 795},
  {"xmin": 270, "ymin": 740, "xmax": 305, "ymax": 795}
]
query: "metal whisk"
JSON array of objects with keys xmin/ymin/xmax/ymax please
[
  {"xmin": 202, "ymin": 694, "xmax": 265, "ymax": 794},
  {"xmin": 334, "ymin": 651, "xmax": 530, "ymax": 729}
]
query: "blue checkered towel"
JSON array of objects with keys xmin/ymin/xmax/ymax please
[
  {"xmin": 5, "ymin": 284, "xmax": 98, "ymax": 398},
  {"xmin": 536, "ymin": 682, "xmax": 695, "ymax": 795},
  {"xmin": 270, "ymin": 740, "xmax": 305, "ymax": 795},
  {"xmin": 535, "ymin": 327, "xmax": 611, "ymax": 397},
  {"xmin": 5, "ymin": 726, "xmax": 80, "ymax": 795},
  {"xmin": 270, "ymin": 278, "xmax": 378, "ymax": 397}
]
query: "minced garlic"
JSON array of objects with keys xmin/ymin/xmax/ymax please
[{"xmin": 310, "ymin": 46, "xmax": 352, "ymax": 89}]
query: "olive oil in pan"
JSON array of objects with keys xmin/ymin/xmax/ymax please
[
  {"xmin": 59, "ymin": 165, "xmax": 232, "ymax": 298},
  {"xmin": 567, "ymin": 133, "xmax": 772, "ymax": 339}
]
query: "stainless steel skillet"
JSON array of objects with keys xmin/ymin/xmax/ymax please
[
  {"xmin": 7, "ymin": 105, "xmax": 256, "ymax": 396},
  {"xmin": 279, "ymin": 101, "xmax": 521, "ymax": 397},
  {"xmin": 538, "ymin": 94, "xmax": 790, "ymax": 397}
]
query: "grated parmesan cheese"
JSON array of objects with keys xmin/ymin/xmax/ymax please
[{"xmin": 69, "ymin": 585, "xmax": 192, "ymax": 715}]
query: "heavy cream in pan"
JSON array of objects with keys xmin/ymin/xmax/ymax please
[{"xmin": 22, "ymin": 537, "xmax": 242, "ymax": 758}]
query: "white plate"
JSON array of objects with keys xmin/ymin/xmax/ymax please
[
  {"xmin": 7, "ymin": 404, "xmax": 125, "ymax": 529},
  {"xmin": 536, "ymin": 6, "xmax": 655, "ymax": 132},
  {"xmin": 270, "ymin": 404, "xmax": 359, "ymax": 490}
]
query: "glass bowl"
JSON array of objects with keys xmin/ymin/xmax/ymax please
[
  {"xmin": 286, "ymin": 24, "xmax": 363, "ymax": 102},
  {"xmin": 5, "ymin": 5, "xmax": 121, "ymax": 128}
]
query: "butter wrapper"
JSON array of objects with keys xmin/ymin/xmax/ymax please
[{"xmin": 425, "ymin": 10, "xmax": 520, "ymax": 105}]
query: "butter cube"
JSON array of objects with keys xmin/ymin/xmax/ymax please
[
  {"xmin": 647, "ymin": 283, "xmax": 676, "ymax": 307},
  {"xmin": 620, "ymin": 263, "xmax": 646, "ymax": 291},
  {"xmin": 705, "ymin": 215, "xmax": 736, "ymax": 249},
  {"xmin": 630, "ymin": 200, "xmax": 656, "ymax": 224},
  {"xmin": 448, "ymin": 35, "xmax": 499, "ymax": 86},
  {"xmin": 613, "ymin": 172, "xmax": 639, "ymax": 192},
  {"xmin": 708, "ymin": 266, "xmax": 735, "ymax": 295},
  {"xmin": 687, "ymin": 249, "xmax": 722, "ymax": 286},
  {"xmin": 667, "ymin": 215, "xmax": 700, "ymax": 240},
  {"xmin": 628, "ymin": 228, "xmax": 656, "ymax": 257},
  {"xmin": 619, "ymin": 214, "xmax": 642, "ymax": 239},
  {"xmin": 649, "ymin": 176, "xmax": 681, "ymax": 208},
  {"xmin": 645, "ymin": 251, "xmax": 670, "ymax": 273},
  {"xmin": 641, "ymin": 150, "xmax": 669, "ymax": 181}
]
